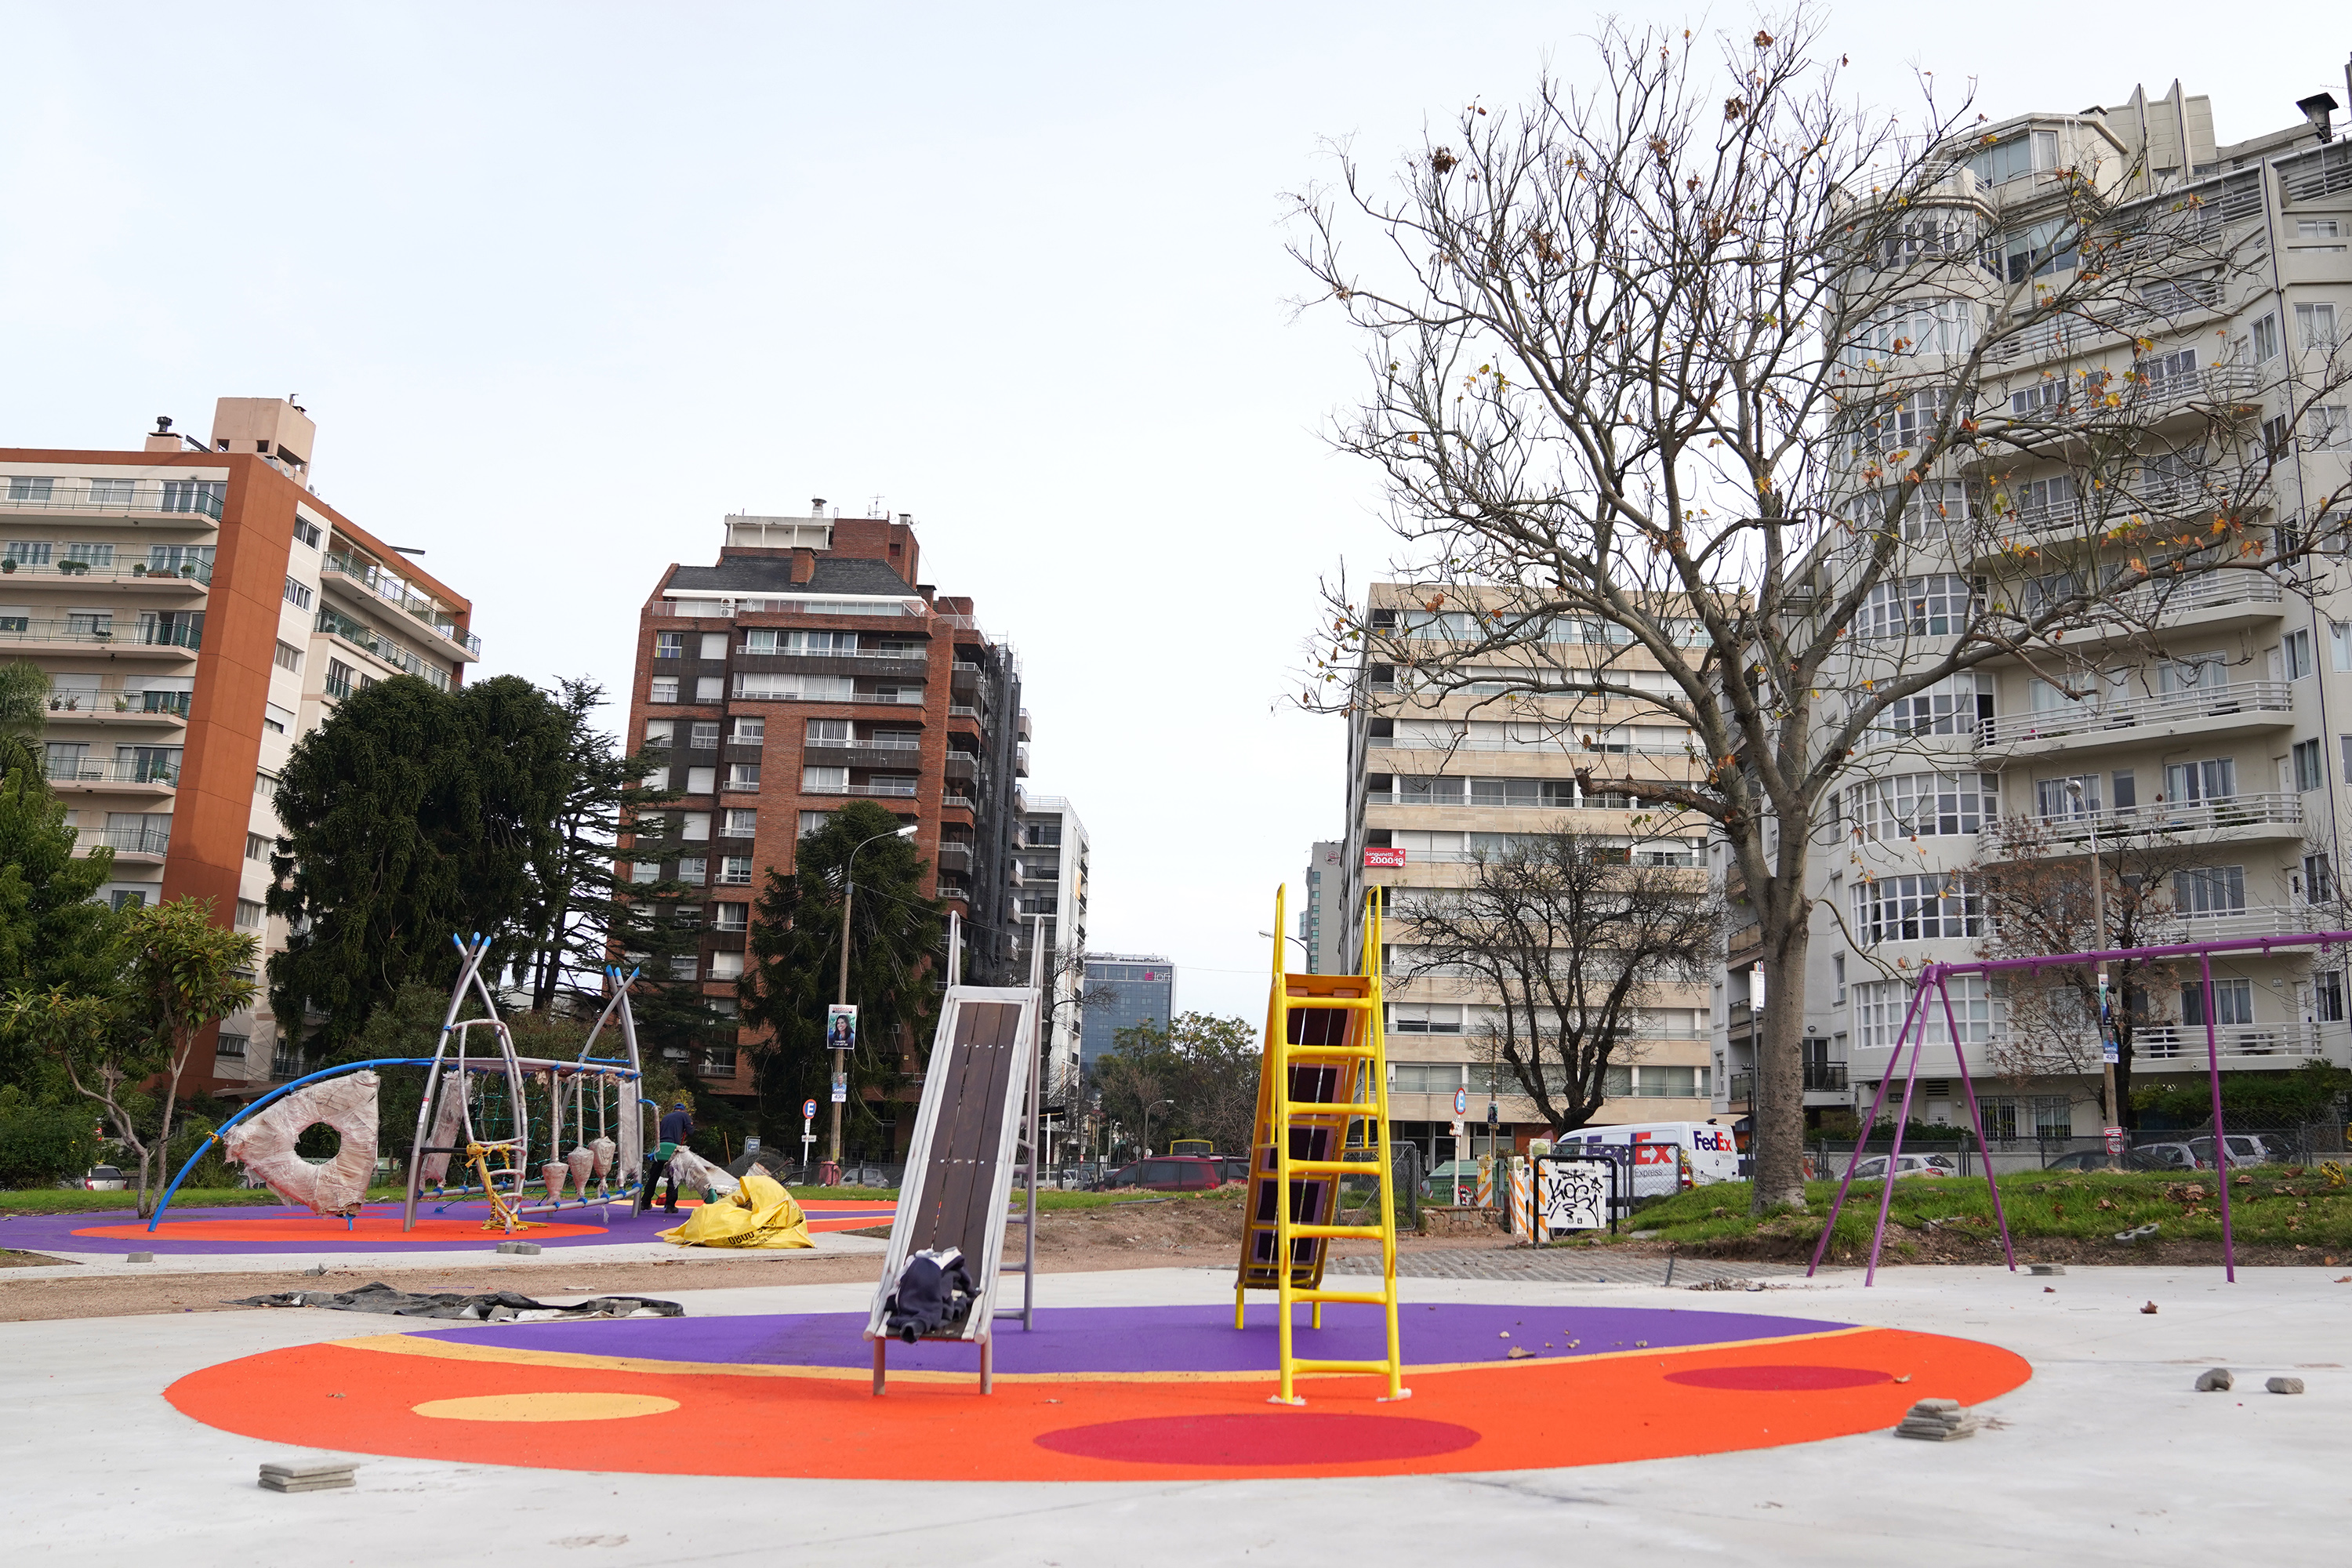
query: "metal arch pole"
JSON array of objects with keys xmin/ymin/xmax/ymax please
[
  {"xmin": 1808, "ymin": 976, "xmax": 1933, "ymax": 1276},
  {"xmin": 151, "ymin": 1056, "xmax": 439, "ymax": 1232},
  {"xmin": 2197, "ymin": 949, "xmax": 2238, "ymax": 1282},
  {"xmin": 1023, "ymin": 913, "xmax": 1044, "ymax": 1329},
  {"xmin": 1936, "ymin": 971, "xmax": 2016, "ymax": 1271},
  {"xmin": 405, "ymin": 935, "xmax": 490, "ymax": 1232},
  {"xmin": 1865, "ymin": 970, "xmax": 1936, "ymax": 1286}
]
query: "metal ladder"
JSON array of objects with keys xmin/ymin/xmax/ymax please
[{"xmin": 1234, "ymin": 887, "xmax": 1406, "ymax": 1404}]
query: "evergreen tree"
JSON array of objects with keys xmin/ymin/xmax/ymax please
[
  {"xmin": 0, "ymin": 764, "xmax": 119, "ymax": 1002},
  {"xmin": 739, "ymin": 802, "xmax": 942, "ymax": 1149}
]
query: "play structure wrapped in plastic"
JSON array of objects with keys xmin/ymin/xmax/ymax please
[
  {"xmin": 222, "ymin": 1071, "xmax": 381, "ymax": 1214},
  {"xmin": 657, "ymin": 1167, "xmax": 812, "ymax": 1250}
]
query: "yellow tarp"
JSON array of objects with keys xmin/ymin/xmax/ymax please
[{"xmin": 656, "ymin": 1168, "xmax": 815, "ymax": 1249}]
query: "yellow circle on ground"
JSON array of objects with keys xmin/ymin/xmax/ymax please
[{"xmin": 411, "ymin": 1392, "xmax": 680, "ymax": 1423}]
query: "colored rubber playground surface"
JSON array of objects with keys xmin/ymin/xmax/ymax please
[
  {"xmin": 8, "ymin": 1197, "xmax": 896, "ymax": 1255},
  {"xmin": 166, "ymin": 1299, "xmax": 2027, "ymax": 1480}
]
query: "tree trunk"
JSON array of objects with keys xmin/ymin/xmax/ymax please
[{"xmin": 1749, "ymin": 922, "xmax": 1811, "ymax": 1213}]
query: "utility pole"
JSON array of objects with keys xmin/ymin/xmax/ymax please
[
  {"xmin": 2070, "ymin": 781, "xmax": 2121, "ymax": 1147},
  {"xmin": 831, "ymin": 824, "xmax": 916, "ymax": 1181}
]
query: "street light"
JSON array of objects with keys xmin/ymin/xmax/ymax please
[
  {"xmin": 829, "ymin": 822, "xmax": 918, "ymax": 1181},
  {"xmin": 1141, "ymin": 1097, "xmax": 1174, "ymax": 1159},
  {"xmin": 2067, "ymin": 780, "xmax": 2122, "ymax": 1152}
]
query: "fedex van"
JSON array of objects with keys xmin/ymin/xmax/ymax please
[{"xmin": 1553, "ymin": 1120, "xmax": 1740, "ymax": 1196}]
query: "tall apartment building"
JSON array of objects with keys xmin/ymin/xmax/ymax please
[
  {"xmin": 1014, "ymin": 793, "xmax": 1090, "ymax": 1139},
  {"xmin": 1299, "ymin": 840, "xmax": 1345, "ymax": 973},
  {"xmin": 0, "ymin": 397, "xmax": 480, "ymax": 1091},
  {"xmin": 622, "ymin": 508, "xmax": 1027, "ymax": 1103},
  {"xmin": 1341, "ymin": 584, "xmax": 1716, "ymax": 1169},
  {"xmin": 1080, "ymin": 953, "xmax": 1173, "ymax": 1073},
  {"xmin": 1713, "ymin": 78, "xmax": 2352, "ymax": 1139}
]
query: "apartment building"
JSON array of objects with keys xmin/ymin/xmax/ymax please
[
  {"xmin": 621, "ymin": 507, "xmax": 1027, "ymax": 1102},
  {"xmin": 1014, "ymin": 793, "xmax": 1090, "ymax": 1142},
  {"xmin": 1080, "ymin": 953, "xmax": 1173, "ymax": 1074},
  {"xmin": 0, "ymin": 397, "xmax": 480, "ymax": 1091},
  {"xmin": 1713, "ymin": 77, "xmax": 2352, "ymax": 1139},
  {"xmin": 1299, "ymin": 840, "xmax": 1345, "ymax": 973},
  {"xmin": 1340, "ymin": 584, "xmax": 1716, "ymax": 1169}
]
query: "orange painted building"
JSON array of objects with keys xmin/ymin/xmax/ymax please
[{"xmin": 0, "ymin": 397, "xmax": 479, "ymax": 1094}]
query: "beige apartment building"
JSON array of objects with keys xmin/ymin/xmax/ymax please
[
  {"xmin": 0, "ymin": 397, "xmax": 480, "ymax": 1091},
  {"xmin": 1341, "ymin": 583, "xmax": 1718, "ymax": 1167},
  {"xmin": 1715, "ymin": 78, "xmax": 2352, "ymax": 1142}
]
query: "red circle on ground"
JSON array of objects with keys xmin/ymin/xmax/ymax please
[
  {"xmin": 1664, "ymin": 1365, "xmax": 1893, "ymax": 1391},
  {"xmin": 1034, "ymin": 1412, "xmax": 1482, "ymax": 1466}
]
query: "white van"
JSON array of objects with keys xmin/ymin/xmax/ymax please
[{"xmin": 1553, "ymin": 1120, "xmax": 1741, "ymax": 1195}]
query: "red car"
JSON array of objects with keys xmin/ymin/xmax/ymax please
[{"xmin": 1090, "ymin": 1156, "xmax": 1224, "ymax": 1192}]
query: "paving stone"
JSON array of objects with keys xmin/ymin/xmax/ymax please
[
  {"xmin": 495, "ymin": 1241, "xmax": 543, "ymax": 1257},
  {"xmin": 1330, "ymin": 1252, "xmax": 1802, "ymax": 1285}
]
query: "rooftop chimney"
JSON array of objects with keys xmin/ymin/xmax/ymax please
[
  {"xmin": 810, "ymin": 497, "xmax": 827, "ymax": 517},
  {"xmin": 789, "ymin": 547, "xmax": 816, "ymax": 584},
  {"xmin": 2298, "ymin": 90, "xmax": 2339, "ymax": 142},
  {"xmin": 143, "ymin": 415, "xmax": 180, "ymax": 454}
]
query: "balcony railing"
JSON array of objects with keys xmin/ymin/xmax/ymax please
[
  {"xmin": 941, "ymin": 793, "xmax": 975, "ymax": 811},
  {"xmin": 322, "ymin": 552, "xmax": 481, "ymax": 657},
  {"xmin": 0, "ymin": 557, "xmax": 212, "ymax": 585},
  {"xmin": 89, "ymin": 823, "xmax": 172, "ymax": 856},
  {"xmin": 805, "ymin": 735, "xmax": 921, "ymax": 752},
  {"xmin": 2134, "ymin": 1022, "xmax": 2321, "ymax": 1062},
  {"xmin": 0, "ymin": 477, "xmax": 223, "ymax": 519},
  {"xmin": 1979, "ymin": 681, "xmax": 2292, "ymax": 749},
  {"xmin": 2175, "ymin": 904, "xmax": 2313, "ymax": 939},
  {"xmin": 1726, "ymin": 1062, "xmax": 1846, "ymax": 1103},
  {"xmin": 800, "ymin": 781, "xmax": 920, "ymax": 799},
  {"xmin": 1978, "ymin": 793, "xmax": 2304, "ymax": 856},
  {"xmin": 315, "ymin": 606, "xmax": 451, "ymax": 690},
  {"xmin": 47, "ymin": 759, "xmax": 180, "ymax": 786},
  {"xmin": 0, "ymin": 617, "xmax": 202, "ymax": 651}
]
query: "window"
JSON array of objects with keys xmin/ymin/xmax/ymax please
[
  {"xmin": 1869, "ymin": 673, "xmax": 1990, "ymax": 745},
  {"xmin": 64, "ymin": 542, "xmax": 114, "ymax": 568},
  {"xmin": 262, "ymin": 702, "xmax": 294, "ymax": 735},
  {"xmin": 1853, "ymin": 976, "xmax": 1992, "ymax": 1049},
  {"xmin": 731, "ymin": 717, "xmax": 764, "ymax": 745},
  {"xmin": 2298, "ymin": 219, "xmax": 2343, "ymax": 240},
  {"xmin": 2285, "ymin": 629, "xmax": 2314, "ymax": 680},
  {"xmin": 234, "ymin": 899, "xmax": 265, "ymax": 930},
  {"xmin": 2302, "ymin": 852, "xmax": 2335, "ymax": 903},
  {"xmin": 669, "ymin": 955, "xmax": 699, "ymax": 980},
  {"xmin": 700, "ymin": 1047, "xmax": 739, "ymax": 1076},
  {"xmin": 2317, "ymin": 968, "xmax": 2346, "ymax": 1023},
  {"xmin": 712, "ymin": 902, "xmax": 750, "ymax": 932},
  {"xmin": 282, "ymin": 576, "xmax": 312, "ymax": 609},
  {"xmin": 800, "ymin": 811, "xmax": 830, "ymax": 837},
  {"xmin": 676, "ymin": 855, "xmax": 707, "ymax": 883},
  {"xmin": 2164, "ymin": 758, "xmax": 2236, "ymax": 804},
  {"xmin": 1860, "ymin": 575, "xmax": 1979, "ymax": 638},
  {"xmin": 273, "ymin": 640, "xmax": 303, "ymax": 673},
  {"xmin": 292, "ymin": 516, "xmax": 321, "ymax": 548},
  {"xmin": 1844, "ymin": 298, "xmax": 1976, "ymax": 366},
  {"xmin": 2253, "ymin": 311, "xmax": 2282, "ymax": 361},
  {"xmin": 1850, "ymin": 874, "xmax": 1980, "ymax": 944},
  {"xmin": 802, "ymin": 766, "xmax": 848, "ymax": 793},
  {"xmin": 2010, "ymin": 379, "xmax": 2064, "ymax": 416},
  {"xmin": 684, "ymin": 765, "xmax": 717, "ymax": 794},
  {"xmin": 2158, "ymin": 655, "xmax": 2227, "ymax": 695},
  {"xmin": 670, "ymin": 904, "xmax": 702, "ymax": 931},
  {"xmin": 158, "ymin": 480, "xmax": 223, "ymax": 517},
  {"xmin": 1846, "ymin": 772, "xmax": 1999, "ymax": 838},
  {"xmin": 718, "ymin": 855, "xmax": 753, "ymax": 886},
  {"xmin": 1965, "ymin": 129, "xmax": 2056, "ymax": 187},
  {"xmin": 2176, "ymin": 865, "xmax": 2248, "ymax": 915},
  {"xmin": 694, "ymin": 677, "xmax": 724, "ymax": 702},
  {"xmin": 2182, "ymin": 977, "xmax": 2254, "ymax": 1026},
  {"xmin": 323, "ymin": 659, "xmax": 355, "ymax": 700},
  {"xmin": 655, "ymin": 631, "xmax": 684, "ymax": 659},
  {"xmin": 2310, "ymin": 407, "xmax": 2350, "ymax": 449},
  {"xmin": 1833, "ymin": 953, "xmax": 1846, "ymax": 1004},
  {"xmin": 214, "ymin": 1033, "xmax": 248, "ymax": 1060},
  {"xmin": 1865, "ymin": 388, "xmax": 1956, "ymax": 452},
  {"xmin": 2296, "ymin": 301, "xmax": 2339, "ymax": 350},
  {"xmin": 708, "ymin": 952, "xmax": 744, "ymax": 981},
  {"xmin": 699, "ymin": 633, "xmax": 728, "ymax": 659},
  {"xmin": 723, "ymin": 808, "xmax": 757, "ymax": 837},
  {"xmin": 2135, "ymin": 347, "xmax": 2197, "ymax": 398},
  {"xmin": 109, "ymin": 889, "xmax": 147, "ymax": 912},
  {"xmin": 245, "ymin": 832, "xmax": 269, "ymax": 861},
  {"xmin": 806, "ymin": 719, "xmax": 849, "ymax": 746},
  {"xmin": 735, "ymin": 672, "xmax": 859, "ymax": 701},
  {"xmin": 2295, "ymin": 738, "xmax": 2325, "ymax": 791},
  {"xmin": 252, "ymin": 768, "xmax": 276, "ymax": 798},
  {"xmin": 681, "ymin": 811, "xmax": 711, "ymax": 841},
  {"xmin": 629, "ymin": 860, "xmax": 659, "ymax": 884},
  {"xmin": 644, "ymin": 718, "xmax": 673, "ymax": 747},
  {"xmin": 270, "ymin": 1041, "xmax": 303, "ymax": 1078},
  {"xmin": 1994, "ymin": 216, "xmax": 2083, "ymax": 282},
  {"xmin": 3, "ymin": 540, "xmax": 52, "ymax": 565},
  {"xmin": 649, "ymin": 677, "xmax": 680, "ymax": 704},
  {"xmin": 726, "ymin": 763, "xmax": 760, "ymax": 789},
  {"xmin": 2264, "ymin": 413, "xmax": 2293, "ymax": 463},
  {"xmin": 688, "ymin": 721, "xmax": 719, "ymax": 750},
  {"xmin": 2034, "ymin": 774, "xmax": 2101, "ymax": 818}
]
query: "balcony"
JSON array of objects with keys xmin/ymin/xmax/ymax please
[
  {"xmin": 800, "ymin": 780, "xmax": 920, "ymax": 800},
  {"xmin": 0, "ymin": 477, "xmax": 223, "ymax": 521},
  {"xmin": 937, "ymin": 842, "xmax": 974, "ymax": 873},
  {"xmin": 322, "ymin": 552, "xmax": 481, "ymax": 659},
  {"xmin": 36, "ymin": 700, "xmax": 190, "ymax": 729},
  {"xmin": 2175, "ymin": 904, "xmax": 2318, "ymax": 940},
  {"xmin": 46, "ymin": 759, "xmax": 180, "ymax": 790},
  {"xmin": 0, "ymin": 557, "xmax": 211, "ymax": 590},
  {"xmin": 1977, "ymin": 793, "xmax": 2304, "ymax": 858},
  {"xmin": 1977, "ymin": 681, "xmax": 2293, "ymax": 757},
  {"xmin": 86, "ymin": 822, "xmax": 172, "ymax": 859},
  {"xmin": 1726, "ymin": 1060, "xmax": 1847, "ymax": 1106},
  {"xmin": 0, "ymin": 617, "xmax": 201, "ymax": 655},
  {"xmin": 315, "ymin": 606, "xmax": 452, "ymax": 689},
  {"xmin": 2134, "ymin": 1021, "xmax": 2322, "ymax": 1065},
  {"xmin": 940, "ymin": 793, "xmax": 975, "ymax": 812},
  {"xmin": 943, "ymin": 752, "xmax": 977, "ymax": 781}
]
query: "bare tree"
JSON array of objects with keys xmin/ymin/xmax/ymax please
[
  {"xmin": 1292, "ymin": 9, "xmax": 2352, "ymax": 1207},
  {"xmin": 1403, "ymin": 829, "xmax": 1721, "ymax": 1134}
]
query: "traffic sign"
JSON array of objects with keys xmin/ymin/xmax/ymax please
[
  {"xmin": 1454, "ymin": 1087, "xmax": 1469, "ymax": 1116},
  {"xmin": 803, "ymin": 1099, "xmax": 818, "ymax": 1120}
]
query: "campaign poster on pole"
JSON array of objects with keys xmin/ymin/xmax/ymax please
[{"xmin": 826, "ymin": 1004, "xmax": 858, "ymax": 1053}]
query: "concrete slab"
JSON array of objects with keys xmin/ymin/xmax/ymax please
[{"xmin": 3, "ymin": 1265, "xmax": 2343, "ymax": 1564}]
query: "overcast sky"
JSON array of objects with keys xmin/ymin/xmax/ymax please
[{"xmin": 1, "ymin": 2, "xmax": 2341, "ymax": 1017}]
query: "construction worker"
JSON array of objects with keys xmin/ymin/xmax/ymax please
[{"xmin": 640, "ymin": 1100, "xmax": 694, "ymax": 1214}]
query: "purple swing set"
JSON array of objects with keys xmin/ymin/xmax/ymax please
[{"xmin": 1806, "ymin": 927, "xmax": 2352, "ymax": 1285}]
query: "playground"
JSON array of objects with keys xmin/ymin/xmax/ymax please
[{"xmin": 4, "ymin": 906, "xmax": 2345, "ymax": 1560}]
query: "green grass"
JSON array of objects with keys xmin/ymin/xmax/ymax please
[{"xmin": 1581, "ymin": 1167, "xmax": 2352, "ymax": 1258}]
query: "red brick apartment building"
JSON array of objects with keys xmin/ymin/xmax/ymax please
[
  {"xmin": 622, "ymin": 507, "xmax": 1029, "ymax": 1100},
  {"xmin": 0, "ymin": 397, "xmax": 480, "ymax": 1092}
]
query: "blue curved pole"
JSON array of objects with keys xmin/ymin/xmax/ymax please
[{"xmin": 147, "ymin": 1057, "xmax": 439, "ymax": 1232}]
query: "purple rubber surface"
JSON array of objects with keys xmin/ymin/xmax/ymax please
[
  {"xmin": 416, "ymin": 1302, "xmax": 1855, "ymax": 1374},
  {"xmin": 2, "ymin": 1200, "xmax": 896, "ymax": 1255}
]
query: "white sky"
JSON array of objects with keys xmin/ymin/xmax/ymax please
[{"xmin": 1, "ymin": 2, "xmax": 2340, "ymax": 1018}]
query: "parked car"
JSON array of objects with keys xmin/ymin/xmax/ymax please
[
  {"xmin": 2187, "ymin": 1134, "xmax": 2287, "ymax": 1169},
  {"xmin": 79, "ymin": 1165, "xmax": 127, "ymax": 1191},
  {"xmin": 2129, "ymin": 1142, "xmax": 2201, "ymax": 1171},
  {"xmin": 2043, "ymin": 1149, "xmax": 2120, "ymax": 1172},
  {"xmin": 1215, "ymin": 1155, "xmax": 1254, "ymax": 1184},
  {"xmin": 1089, "ymin": 1156, "xmax": 1223, "ymax": 1192},
  {"xmin": 1848, "ymin": 1153, "xmax": 1957, "ymax": 1179}
]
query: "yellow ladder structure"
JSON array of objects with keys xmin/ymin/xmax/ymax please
[{"xmin": 1233, "ymin": 887, "xmax": 1406, "ymax": 1404}]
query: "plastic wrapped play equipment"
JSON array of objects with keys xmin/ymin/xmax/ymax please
[{"xmin": 151, "ymin": 935, "xmax": 652, "ymax": 1236}]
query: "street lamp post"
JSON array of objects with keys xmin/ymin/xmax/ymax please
[
  {"xmin": 830, "ymin": 823, "xmax": 917, "ymax": 1181},
  {"xmin": 1141, "ymin": 1098, "xmax": 1174, "ymax": 1160},
  {"xmin": 2067, "ymin": 781, "xmax": 2122, "ymax": 1150}
]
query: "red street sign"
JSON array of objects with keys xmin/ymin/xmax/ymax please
[{"xmin": 1363, "ymin": 847, "xmax": 1407, "ymax": 868}]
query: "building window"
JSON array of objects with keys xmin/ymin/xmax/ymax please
[
  {"xmin": 699, "ymin": 632, "xmax": 728, "ymax": 659},
  {"xmin": 254, "ymin": 770, "xmax": 278, "ymax": 799},
  {"xmin": 2317, "ymin": 969, "xmax": 2346, "ymax": 1023},
  {"xmin": 270, "ymin": 1043, "xmax": 303, "ymax": 1079},
  {"xmin": 215, "ymin": 1033, "xmax": 249, "ymax": 1060},
  {"xmin": 694, "ymin": 677, "xmax": 724, "ymax": 702},
  {"xmin": 718, "ymin": 856, "xmax": 753, "ymax": 886},
  {"xmin": 681, "ymin": 812, "xmax": 710, "ymax": 841},
  {"xmin": 677, "ymin": 856, "xmax": 708, "ymax": 883},
  {"xmin": 655, "ymin": 631, "xmax": 684, "ymax": 659},
  {"xmin": 1846, "ymin": 772, "xmax": 1998, "ymax": 839},
  {"xmin": 2253, "ymin": 312, "xmax": 2282, "ymax": 361},
  {"xmin": 1849, "ymin": 874, "xmax": 1980, "ymax": 945},
  {"xmin": 726, "ymin": 763, "xmax": 760, "ymax": 789},
  {"xmin": 1859, "ymin": 575, "xmax": 1980, "ymax": 638},
  {"xmin": 2294, "ymin": 738, "xmax": 2325, "ymax": 791},
  {"xmin": 649, "ymin": 677, "xmax": 680, "ymax": 704},
  {"xmin": 2182, "ymin": 977, "xmax": 2254, "ymax": 1027},
  {"xmin": 263, "ymin": 702, "xmax": 294, "ymax": 735},
  {"xmin": 644, "ymin": 719, "xmax": 673, "ymax": 748},
  {"xmin": 292, "ymin": 517, "xmax": 321, "ymax": 548},
  {"xmin": 722, "ymin": 808, "xmax": 757, "ymax": 837},
  {"xmin": 712, "ymin": 902, "xmax": 749, "ymax": 931},
  {"xmin": 234, "ymin": 899, "xmax": 265, "ymax": 930},
  {"xmin": 273, "ymin": 640, "xmax": 303, "ymax": 673},
  {"xmin": 1853, "ymin": 976, "xmax": 1991, "ymax": 1050},
  {"xmin": 1833, "ymin": 953, "xmax": 1846, "ymax": 1004},
  {"xmin": 323, "ymin": 659, "xmax": 355, "ymax": 699},
  {"xmin": 731, "ymin": 717, "xmax": 765, "ymax": 744},
  {"xmin": 799, "ymin": 811, "xmax": 830, "ymax": 837},
  {"xmin": 2296, "ymin": 301, "xmax": 2339, "ymax": 350},
  {"xmin": 629, "ymin": 861, "xmax": 659, "ymax": 885},
  {"xmin": 2310, "ymin": 407, "xmax": 2351, "ymax": 449},
  {"xmin": 688, "ymin": 721, "xmax": 720, "ymax": 750},
  {"xmin": 802, "ymin": 766, "xmax": 848, "ymax": 793},
  {"xmin": 684, "ymin": 766, "xmax": 717, "ymax": 795},
  {"xmin": 2285, "ymin": 629, "xmax": 2314, "ymax": 681},
  {"xmin": 708, "ymin": 951, "xmax": 744, "ymax": 981},
  {"xmin": 700, "ymin": 1047, "xmax": 739, "ymax": 1076},
  {"xmin": 110, "ymin": 889, "xmax": 147, "ymax": 912},
  {"xmin": 669, "ymin": 956, "xmax": 699, "ymax": 980},
  {"xmin": 2176, "ymin": 865, "xmax": 2248, "ymax": 915},
  {"xmin": 245, "ymin": 832, "xmax": 270, "ymax": 861},
  {"xmin": 282, "ymin": 576, "xmax": 313, "ymax": 609},
  {"xmin": 2303, "ymin": 852, "xmax": 2334, "ymax": 903}
]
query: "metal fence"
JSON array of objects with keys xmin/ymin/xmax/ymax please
[{"xmin": 1798, "ymin": 1120, "xmax": 2347, "ymax": 1177}]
